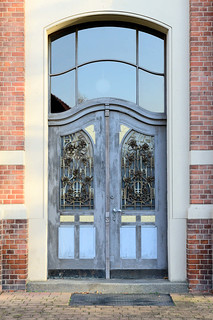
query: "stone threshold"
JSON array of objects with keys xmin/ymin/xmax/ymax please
[{"xmin": 27, "ymin": 279, "xmax": 188, "ymax": 294}]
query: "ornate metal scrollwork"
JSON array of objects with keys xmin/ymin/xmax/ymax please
[
  {"xmin": 121, "ymin": 131, "xmax": 155, "ymax": 210},
  {"xmin": 60, "ymin": 131, "xmax": 94, "ymax": 209}
]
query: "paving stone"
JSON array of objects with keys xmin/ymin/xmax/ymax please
[{"xmin": 0, "ymin": 292, "xmax": 213, "ymax": 319}]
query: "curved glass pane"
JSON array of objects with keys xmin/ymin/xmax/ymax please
[
  {"xmin": 51, "ymin": 71, "xmax": 75, "ymax": 112},
  {"xmin": 139, "ymin": 32, "xmax": 164, "ymax": 73},
  {"xmin": 78, "ymin": 62, "xmax": 136, "ymax": 103},
  {"xmin": 78, "ymin": 27, "xmax": 136, "ymax": 65},
  {"xmin": 139, "ymin": 70, "xmax": 164, "ymax": 112},
  {"xmin": 51, "ymin": 33, "xmax": 75, "ymax": 74}
]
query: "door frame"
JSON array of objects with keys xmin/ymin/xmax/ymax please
[{"xmin": 26, "ymin": 12, "xmax": 189, "ymax": 282}]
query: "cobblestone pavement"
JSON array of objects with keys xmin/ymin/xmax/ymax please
[{"xmin": 0, "ymin": 292, "xmax": 212, "ymax": 320}]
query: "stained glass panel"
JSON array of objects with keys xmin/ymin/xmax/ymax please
[
  {"xmin": 121, "ymin": 131, "xmax": 155, "ymax": 210},
  {"xmin": 60, "ymin": 131, "xmax": 94, "ymax": 209}
]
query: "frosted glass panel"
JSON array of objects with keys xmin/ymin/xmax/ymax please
[
  {"xmin": 141, "ymin": 226, "xmax": 157, "ymax": 259},
  {"xmin": 139, "ymin": 32, "xmax": 164, "ymax": 73},
  {"xmin": 78, "ymin": 62, "xmax": 136, "ymax": 104},
  {"xmin": 58, "ymin": 226, "xmax": 74, "ymax": 259},
  {"xmin": 51, "ymin": 71, "xmax": 75, "ymax": 112},
  {"xmin": 79, "ymin": 226, "xmax": 95, "ymax": 259},
  {"xmin": 120, "ymin": 226, "xmax": 136, "ymax": 259},
  {"xmin": 78, "ymin": 27, "xmax": 136, "ymax": 65},
  {"xmin": 139, "ymin": 70, "xmax": 164, "ymax": 112},
  {"xmin": 51, "ymin": 33, "xmax": 75, "ymax": 74}
]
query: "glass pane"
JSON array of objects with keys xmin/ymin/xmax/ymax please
[
  {"xmin": 78, "ymin": 62, "xmax": 136, "ymax": 103},
  {"xmin": 51, "ymin": 71, "xmax": 75, "ymax": 112},
  {"xmin": 139, "ymin": 70, "xmax": 164, "ymax": 112},
  {"xmin": 60, "ymin": 131, "xmax": 94, "ymax": 209},
  {"xmin": 51, "ymin": 33, "xmax": 75, "ymax": 74},
  {"xmin": 139, "ymin": 32, "xmax": 164, "ymax": 73},
  {"xmin": 78, "ymin": 27, "xmax": 136, "ymax": 65},
  {"xmin": 122, "ymin": 131, "xmax": 155, "ymax": 210}
]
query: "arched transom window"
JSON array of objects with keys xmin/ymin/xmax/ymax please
[{"xmin": 49, "ymin": 23, "xmax": 165, "ymax": 113}]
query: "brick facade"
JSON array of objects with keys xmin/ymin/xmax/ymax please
[
  {"xmin": 190, "ymin": 0, "xmax": 213, "ymax": 151},
  {"xmin": 0, "ymin": 0, "xmax": 26, "ymax": 292},
  {"xmin": 0, "ymin": 0, "xmax": 25, "ymax": 151},
  {"xmin": 189, "ymin": 0, "xmax": 213, "ymax": 293},
  {"xmin": 0, "ymin": 220, "xmax": 2, "ymax": 291},
  {"xmin": 190, "ymin": 165, "xmax": 213, "ymax": 204},
  {"xmin": 187, "ymin": 219, "xmax": 212, "ymax": 293},
  {"xmin": 1, "ymin": 219, "xmax": 28, "ymax": 291},
  {"xmin": 0, "ymin": 165, "xmax": 24, "ymax": 205}
]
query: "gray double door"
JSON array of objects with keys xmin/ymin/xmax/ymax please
[{"xmin": 48, "ymin": 105, "xmax": 167, "ymax": 276}]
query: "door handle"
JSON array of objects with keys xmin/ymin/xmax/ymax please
[
  {"xmin": 112, "ymin": 208, "xmax": 122, "ymax": 213},
  {"xmin": 112, "ymin": 208, "xmax": 123, "ymax": 221}
]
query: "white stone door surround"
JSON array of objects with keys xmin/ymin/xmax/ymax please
[{"xmin": 25, "ymin": 3, "xmax": 189, "ymax": 282}]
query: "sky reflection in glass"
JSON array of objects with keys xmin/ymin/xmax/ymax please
[
  {"xmin": 51, "ymin": 33, "xmax": 75, "ymax": 74},
  {"xmin": 78, "ymin": 62, "xmax": 136, "ymax": 103},
  {"xmin": 78, "ymin": 27, "xmax": 136, "ymax": 65},
  {"xmin": 139, "ymin": 32, "xmax": 164, "ymax": 73},
  {"xmin": 50, "ymin": 26, "xmax": 165, "ymax": 113},
  {"xmin": 51, "ymin": 71, "xmax": 75, "ymax": 108},
  {"xmin": 139, "ymin": 70, "xmax": 164, "ymax": 112}
]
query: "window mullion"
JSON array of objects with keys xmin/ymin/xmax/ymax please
[
  {"xmin": 75, "ymin": 28, "xmax": 78, "ymax": 105},
  {"xmin": 136, "ymin": 28, "xmax": 139, "ymax": 106}
]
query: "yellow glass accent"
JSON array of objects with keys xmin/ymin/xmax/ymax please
[
  {"xmin": 85, "ymin": 125, "xmax": 95, "ymax": 144},
  {"xmin": 141, "ymin": 215, "xmax": 155, "ymax": 223},
  {"xmin": 60, "ymin": 215, "xmax": 75, "ymax": 222},
  {"xmin": 119, "ymin": 125, "xmax": 130, "ymax": 144},
  {"xmin": 121, "ymin": 215, "xmax": 136, "ymax": 223},
  {"xmin": 80, "ymin": 215, "xmax": 94, "ymax": 222}
]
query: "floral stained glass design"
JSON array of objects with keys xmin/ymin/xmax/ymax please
[
  {"xmin": 60, "ymin": 131, "xmax": 94, "ymax": 209},
  {"xmin": 121, "ymin": 131, "xmax": 155, "ymax": 210}
]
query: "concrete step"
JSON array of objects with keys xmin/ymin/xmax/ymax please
[{"xmin": 27, "ymin": 279, "xmax": 188, "ymax": 294}]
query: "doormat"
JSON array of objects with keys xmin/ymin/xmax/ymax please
[{"xmin": 69, "ymin": 293, "xmax": 174, "ymax": 307}]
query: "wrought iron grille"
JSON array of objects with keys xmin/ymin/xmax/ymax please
[
  {"xmin": 121, "ymin": 131, "xmax": 155, "ymax": 210},
  {"xmin": 60, "ymin": 131, "xmax": 94, "ymax": 209}
]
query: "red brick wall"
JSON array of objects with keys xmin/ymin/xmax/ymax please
[
  {"xmin": 189, "ymin": 0, "xmax": 213, "ymax": 293},
  {"xmin": 190, "ymin": 165, "xmax": 213, "ymax": 204},
  {"xmin": 0, "ymin": 0, "xmax": 25, "ymax": 291},
  {"xmin": 0, "ymin": 220, "xmax": 2, "ymax": 291},
  {"xmin": 187, "ymin": 219, "xmax": 212, "ymax": 293},
  {"xmin": 0, "ymin": 0, "xmax": 25, "ymax": 151},
  {"xmin": 2, "ymin": 219, "xmax": 28, "ymax": 291},
  {"xmin": 0, "ymin": 165, "xmax": 24, "ymax": 205},
  {"xmin": 190, "ymin": 0, "xmax": 213, "ymax": 151}
]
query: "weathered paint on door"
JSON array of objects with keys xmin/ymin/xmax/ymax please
[
  {"xmin": 109, "ymin": 111, "xmax": 167, "ymax": 271},
  {"xmin": 48, "ymin": 102, "xmax": 167, "ymax": 276}
]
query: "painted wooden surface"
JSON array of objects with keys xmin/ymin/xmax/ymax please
[
  {"xmin": 48, "ymin": 100, "xmax": 167, "ymax": 274},
  {"xmin": 58, "ymin": 226, "xmax": 74, "ymax": 259}
]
